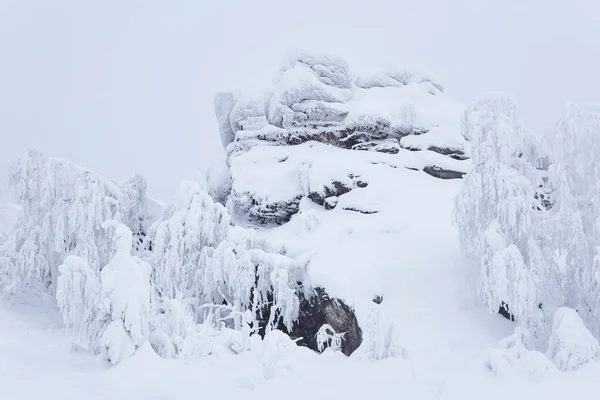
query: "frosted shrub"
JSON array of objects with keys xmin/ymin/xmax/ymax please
[
  {"xmin": 149, "ymin": 297, "xmax": 223, "ymax": 359},
  {"xmin": 356, "ymin": 305, "xmax": 402, "ymax": 360},
  {"xmin": 316, "ymin": 324, "xmax": 344, "ymax": 353},
  {"xmin": 547, "ymin": 307, "xmax": 599, "ymax": 371},
  {"xmin": 485, "ymin": 327, "xmax": 555, "ymax": 378}
]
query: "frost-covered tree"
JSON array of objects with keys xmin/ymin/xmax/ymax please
[
  {"xmin": 455, "ymin": 94, "xmax": 600, "ymax": 355},
  {"xmin": 0, "ymin": 149, "xmax": 150, "ymax": 296},
  {"xmin": 540, "ymin": 103, "xmax": 600, "ymax": 335},
  {"xmin": 454, "ymin": 94, "xmax": 546, "ymax": 338},
  {"xmin": 352, "ymin": 304, "xmax": 401, "ymax": 360},
  {"xmin": 99, "ymin": 222, "xmax": 151, "ymax": 364},
  {"xmin": 57, "ymin": 222, "xmax": 151, "ymax": 364},
  {"xmin": 152, "ymin": 180, "xmax": 231, "ymax": 299},
  {"xmin": 152, "ymin": 179, "xmax": 307, "ymax": 350},
  {"xmin": 56, "ymin": 255, "xmax": 109, "ymax": 353}
]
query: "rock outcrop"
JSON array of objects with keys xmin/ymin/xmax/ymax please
[
  {"xmin": 213, "ymin": 51, "xmax": 472, "ymax": 356},
  {"xmin": 215, "ymin": 51, "xmax": 470, "ymax": 226}
]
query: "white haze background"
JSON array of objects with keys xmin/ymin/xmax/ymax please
[{"xmin": 1, "ymin": 0, "xmax": 599, "ymax": 198}]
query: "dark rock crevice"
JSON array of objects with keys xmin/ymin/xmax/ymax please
[
  {"xmin": 400, "ymin": 144, "xmax": 468, "ymax": 161},
  {"xmin": 427, "ymin": 146, "xmax": 468, "ymax": 161},
  {"xmin": 308, "ymin": 180, "xmax": 353, "ymax": 206},
  {"xmin": 342, "ymin": 207, "xmax": 378, "ymax": 215},
  {"xmin": 241, "ymin": 195, "xmax": 303, "ymax": 225},
  {"xmin": 423, "ymin": 165, "xmax": 465, "ymax": 180}
]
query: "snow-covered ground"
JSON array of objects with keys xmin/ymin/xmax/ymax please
[{"xmin": 2, "ymin": 166, "xmax": 599, "ymax": 399}]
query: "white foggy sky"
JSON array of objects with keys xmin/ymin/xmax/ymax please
[{"xmin": 1, "ymin": 0, "xmax": 599, "ymax": 199}]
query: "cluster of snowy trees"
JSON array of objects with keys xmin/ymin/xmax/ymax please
[
  {"xmin": 455, "ymin": 94, "xmax": 600, "ymax": 369},
  {"xmin": 0, "ymin": 150, "xmax": 309, "ymax": 363}
]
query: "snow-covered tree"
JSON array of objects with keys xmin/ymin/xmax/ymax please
[
  {"xmin": 57, "ymin": 222, "xmax": 151, "ymax": 364},
  {"xmin": 99, "ymin": 222, "xmax": 151, "ymax": 364},
  {"xmin": 540, "ymin": 103, "xmax": 600, "ymax": 336},
  {"xmin": 152, "ymin": 180, "xmax": 231, "ymax": 299},
  {"xmin": 56, "ymin": 255, "xmax": 109, "ymax": 353},
  {"xmin": 152, "ymin": 179, "xmax": 306, "ymax": 346},
  {"xmin": 454, "ymin": 94, "xmax": 546, "ymax": 338},
  {"xmin": 0, "ymin": 150, "xmax": 150, "ymax": 296}
]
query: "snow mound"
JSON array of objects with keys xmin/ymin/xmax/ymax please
[
  {"xmin": 484, "ymin": 328, "xmax": 556, "ymax": 379},
  {"xmin": 547, "ymin": 307, "xmax": 600, "ymax": 371}
]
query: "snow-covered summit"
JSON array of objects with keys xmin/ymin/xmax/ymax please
[{"xmin": 214, "ymin": 51, "xmax": 470, "ymax": 225}]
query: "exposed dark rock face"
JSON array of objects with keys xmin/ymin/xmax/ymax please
[
  {"xmin": 324, "ymin": 196, "xmax": 339, "ymax": 210},
  {"xmin": 237, "ymin": 194, "xmax": 303, "ymax": 225},
  {"xmin": 423, "ymin": 165, "xmax": 466, "ymax": 180},
  {"xmin": 308, "ymin": 180, "xmax": 353, "ymax": 206},
  {"xmin": 498, "ymin": 301, "xmax": 544, "ymax": 322},
  {"xmin": 534, "ymin": 173, "xmax": 554, "ymax": 211},
  {"xmin": 289, "ymin": 287, "xmax": 362, "ymax": 356},
  {"xmin": 427, "ymin": 146, "xmax": 468, "ymax": 161},
  {"xmin": 400, "ymin": 144, "xmax": 468, "ymax": 161},
  {"xmin": 342, "ymin": 207, "xmax": 378, "ymax": 215},
  {"xmin": 253, "ymin": 286, "xmax": 362, "ymax": 356},
  {"xmin": 498, "ymin": 302, "xmax": 515, "ymax": 321}
]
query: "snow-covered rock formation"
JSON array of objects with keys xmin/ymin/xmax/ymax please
[
  {"xmin": 212, "ymin": 51, "xmax": 472, "ymax": 355},
  {"xmin": 215, "ymin": 51, "xmax": 470, "ymax": 225}
]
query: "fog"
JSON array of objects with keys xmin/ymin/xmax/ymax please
[{"xmin": 1, "ymin": 0, "xmax": 598, "ymax": 199}]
